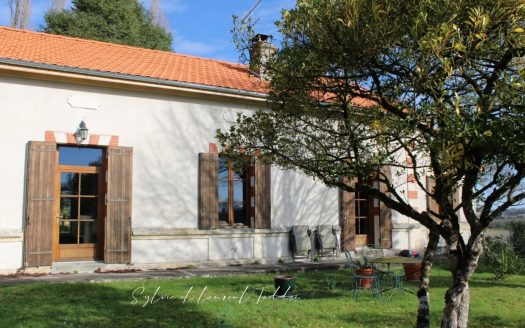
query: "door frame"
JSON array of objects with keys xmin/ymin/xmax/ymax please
[{"xmin": 52, "ymin": 154, "xmax": 105, "ymax": 262}]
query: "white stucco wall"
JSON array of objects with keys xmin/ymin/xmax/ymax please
[{"xmin": 0, "ymin": 76, "xmax": 340, "ymax": 269}]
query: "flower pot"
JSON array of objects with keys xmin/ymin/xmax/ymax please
[
  {"xmin": 274, "ymin": 275, "xmax": 296, "ymax": 296},
  {"xmin": 403, "ymin": 262, "xmax": 422, "ymax": 282},
  {"xmin": 355, "ymin": 268, "xmax": 374, "ymax": 289}
]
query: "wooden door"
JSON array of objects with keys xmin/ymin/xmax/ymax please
[{"xmin": 53, "ymin": 146, "xmax": 104, "ymax": 261}]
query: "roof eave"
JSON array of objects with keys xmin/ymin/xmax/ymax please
[{"xmin": 0, "ymin": 57, "xmax": 268, "ymax": 102}]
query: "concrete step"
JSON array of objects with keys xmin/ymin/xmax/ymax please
[{"xmin": 51, "ymin": 261, "xmax": 106, "ymax": 274}]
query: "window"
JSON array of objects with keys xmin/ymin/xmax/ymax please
[
  {"xmin": 354, "ymin": 191, "xmax": 370, "ymax": 235},
  {"xmin": 218, "ymin": 157, "xmax": 249, "ymax": 227},
  {"xmin": 198, "ymin": 152, "xmax": 271, "ymax": 230}
]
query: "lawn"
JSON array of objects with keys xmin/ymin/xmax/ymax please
[{"xmin": 0, "ymin": 263, "xmax": 524, "ymax": 328}]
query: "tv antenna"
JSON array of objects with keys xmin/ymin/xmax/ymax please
[{"xmin": 242, "ymin": 0, "xmax": 262, "ymax": 22}]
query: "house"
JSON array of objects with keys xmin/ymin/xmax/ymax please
[{"xmin": 0, "ymin": 27, "xmax": 439, "ymax": 274}]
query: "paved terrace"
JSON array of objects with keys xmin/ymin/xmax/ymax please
[{"xmin": 0, "ymin": 260, "xmax": 347, "ymax": 287}]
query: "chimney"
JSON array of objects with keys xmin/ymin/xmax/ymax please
[{"xmin": 249, "ymin": 34, "xmax": 277, "ymax": 80}]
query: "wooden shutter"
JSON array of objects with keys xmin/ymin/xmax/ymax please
[
  {"xmin": 24, "ymin": 142, "xmax": 56, "ymax": 267},
  {"xmin": 378, "ymin": 166, "xmax": 392, "ymax": 248},
  {"xmin": 105, "ymin": 146, "xmax": 133, "ymax": 264},
  {"xmin": 340, "ymin": 178, "xmax": 356, "ymax": 250},
  {"xmin": 198, "ymin": 153, "xmax": 218, "ymax": 229},
  {"xmin": 254, "ymin": 160, "xmax": 271, "ymax": 229},
  {"xmin": 426, "ymin": 176, "xmax": 441, "ymax": 222}
]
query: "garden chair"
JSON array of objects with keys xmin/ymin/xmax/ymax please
[
  {"xmin": 290, "ymin": 225, "xmax": 314, "ymax": 261},
  {"xmin": 315, "ymin": 225, "xmax": 339, "ymax": 260},
  {"xmin": 344, "ymin": 251, "xmax": 381, "ymax": 300},
  {"xmin": 362, "ymin": 245, "xmax": 406, "ymax": 297}
]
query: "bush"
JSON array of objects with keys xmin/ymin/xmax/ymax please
[
  {"xmin": 509, "ymin": 222, "xmax": 525, "ymax": 256},
  {"xmin": 483, "ymin": 236, "xmax": 523, "ymax": 280}
]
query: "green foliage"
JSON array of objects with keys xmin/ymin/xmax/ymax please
[
  {"xmin": 42, "ymin": 0, "xmax": 172, "ymax": 50},
  {"xmin": 223, "ymin": 3, "xmax": 525, "ymax": 323},
  {"xmin": 484, "ymin": 236, "xmax": 523, "ymax": 280},
  {"xmin": 221, "ymin": 0, "xmax": 525, "ymax": 247},
  {"xmin": 323, "ymin": 274, "xmax": 338, "ymax": 290},
  {"xmin": 509, "ymin": 221, "xmax": 525, "ymax": 256}
]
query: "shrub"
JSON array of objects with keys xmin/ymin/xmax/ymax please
[
  {"xmin": 483, "ymin": 236, "xmax": 523, "ymax": 280},
  {"xmin": 509, "ymin": 222, "xmax": 525, "ymax": 256}
]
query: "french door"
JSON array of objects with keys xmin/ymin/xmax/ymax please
[{"xmin": 53, "ymin": 146, "xmax": 105, "ymax": 261}]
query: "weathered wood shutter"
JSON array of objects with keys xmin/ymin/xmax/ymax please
[
  {"xmin": 340, "ymin": 178, "xmax": 356, "ymax": 251},
  {"xmin": 426, "ymin": 176, "xmax": 441, "ymax": 222},
  {"xmin": 105, "ymin": 146, "xmax": 133, "ymax": 264},
  {"xmin": 378, "ymin": 166, "xmax": 393, "ymax": 248},
  {"xmin": 198, "ymin": 153, "xmax": 218, "ymax": 229},
  {"xmin": 254, "ymin": 160, "xmax": 271, "ymax": 229},
  {"xmin": 24, "ymin": 142, "xmax": 56, "ymax": 267}
]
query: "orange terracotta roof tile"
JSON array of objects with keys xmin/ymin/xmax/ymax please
[
  {"xmin": 0, "ymin": 27, "xmax": 267, "ymax": 95},
  {"xmin": 0, "ymin": 27, "xmax": 373, "ymax": 107}
]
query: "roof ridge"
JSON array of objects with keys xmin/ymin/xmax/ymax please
[{"xmin": 0, "ymin": 26, "xmax": 248, "ymax": 68}]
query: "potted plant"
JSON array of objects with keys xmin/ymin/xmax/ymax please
[
  {"xmin": 353, "ymin": 256, "xmax": 375, "ymax": 289},
  {"xmin": 403, "ymin": 262, "xmax": 423, "ymax": 282},
  {"xmin": 274, "ymin": 275, "xmax": 296, "ymax": 296}
]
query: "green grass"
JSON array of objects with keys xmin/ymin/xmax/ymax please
[{"xmin": 1, "ymin": 264, "xmax": 524, "ymax": 328}]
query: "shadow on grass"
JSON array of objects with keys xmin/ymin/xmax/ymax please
[{"xmin": 0, "ymin": 282, "xmax": 217, "ymax": 327}]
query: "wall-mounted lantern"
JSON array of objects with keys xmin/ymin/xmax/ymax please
[{"xmin": 75, "ymin": 121, "xmax": 89, "ymax": 143}]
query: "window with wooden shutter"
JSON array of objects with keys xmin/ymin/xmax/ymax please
[
  {"xmin": 198, "ymin": 154, "xmax": 271, "ymax": 229},
  {"xmin": 254, "ymin": 160, "xmax": 271, "ymax": 229},
  {"xmin": 340, "ymin": 168, "xmax": 393, "ymax": 250},
  {"xmin": 24, "ymin": 141, "xmax": 56, "ymax": 267},
  {"xmin": 105, "ymin": 146, "xmax": 133, "ymax": 264},
  {"xmin": 340, "ymin": 178, "xmax": 356, "ymax": 251},
  {"xmin": 378, "ymin": 166, "xmax": 392, "ymax": 249},
  {"xmin": 199, "ymin": 153, "xmax": 219, "ymax": 229}
]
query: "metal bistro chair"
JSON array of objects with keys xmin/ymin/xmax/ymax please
[{"xmin": 344, "ymin": 251, "xmax": 381, "ymax": 301}]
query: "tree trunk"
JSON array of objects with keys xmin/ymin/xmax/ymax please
[
  {"xmin": 417, "ymin": 230, "xmax": 440, "ymax": 328},
  {"xmin": 441, "ymin": 232, "xmax": 484, "ymax": 328},
  {"xmin": 441, "ymin": 277, "xmax": 470, "ymax": 328}
]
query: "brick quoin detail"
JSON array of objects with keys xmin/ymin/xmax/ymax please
[
  {"xmin": 407, "ymin": 174, "xmax": 416, "ymax": 183},
  {"xmin": 407, "ymin": 190, "xmax": 418, "ymax": 200},
  {"xmin": 44, "ymin": 131, "xmax": 119, "ymax": 146},
  {"xmin": 209, "ymin": 143, "xmax": 218, "ymax": 154},
  {"xmin": 66, "ymin": 133, "xmax": 76, "ymax": 144},
  {"xmin": 44, "ymin": 131, "xmax": 56, "ymax": 142}
]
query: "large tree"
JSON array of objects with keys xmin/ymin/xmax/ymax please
[
  {"xmin": 42, "ymin": 0, "xmax": 172, "ymax": 51},
  {"xmin": 218, "ymin": 1, "xmax": 525, "ymax": 327},
  {"xmin": 9, "ymin": 0, "xmax": 31, "ymax": 29}
]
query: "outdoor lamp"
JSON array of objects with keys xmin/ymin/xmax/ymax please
[{"xmin": 75, "ymin": 121, "xmax": 89, "ymax": 143}]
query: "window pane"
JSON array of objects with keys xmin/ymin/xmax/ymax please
[
  {"xmin": 218, "ymin": 157, "xmax": 229, "ymax": 180},
  {"xmin": 233, "ymin": 202, "xmax": 245, "ymax": 224},
  {"xmin": 357, "ymin": 218, "xmax": 369, "ymax": 235},
  {"xmin": 61, "ymin": 173, "xmax": 79, "ymax": 195},
  {"xmin": 233, "ymin": 180, "xmax": 245, "ymax": 202},
  {"xmin": 360, "ymin": 200, "xmax": 369, "ymax": 218},
  {"xmin": 218, "ymin": 182, "xmax": 229, "ymax": 202},
  {"xmin": 80, "ymin": 198, "xmax": 98, "ymax": 220},
  {"xmin": 219, "ymin": 202, "xmax": 229, "ymax": 222},
  {"xmin": 59, "ymin": 220, "xmax": 78, "ymax": 244},
  {"xmin": 60, "ymin": 197, "xmax": 78, "ymax": 220},
  {"xmin": 58, "ymin": 146, "xmax": 103, "ymax": 166},
  {"xmin": 79, "ymin": 221, "xmax": 97, "ymax": 244},
  {"xmin": 80, "ymin": 173, "xmax": 98, "ymax": 195},
  {"xmin": 233, "ymin": 167, "xmax": 245, "ymax": 181}
]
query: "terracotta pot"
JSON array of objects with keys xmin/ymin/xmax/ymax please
[
  {"xmin": 403, "ymin": 262, "xmax": 422, "ymax": 282},
  {"xmin": 274, "ymin": 275, "xmax": 296, "ymax": 296},
  {"xmin": 355, "ymin": 268, "xmax": 374, "ymax": 289}
]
